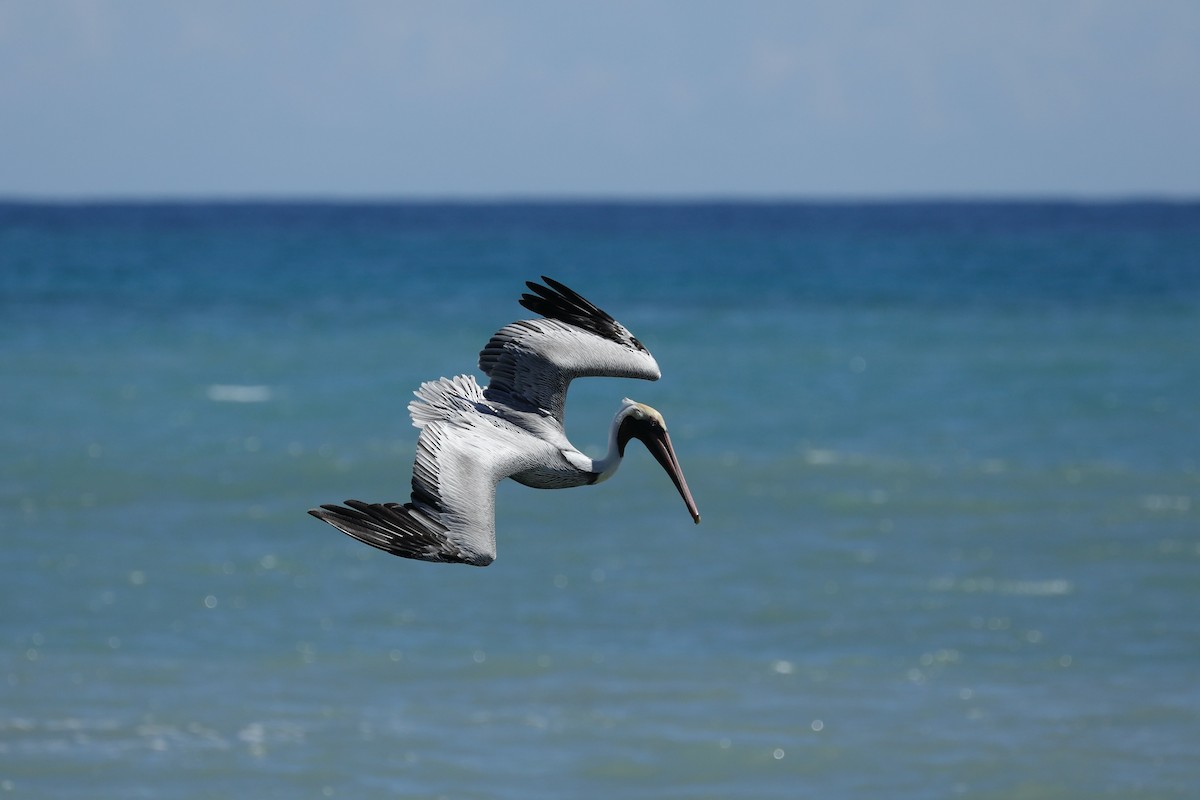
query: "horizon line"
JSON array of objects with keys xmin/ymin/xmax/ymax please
[{"xmin": 2, "ymin": 191, "xmax": 1199, "ymax": 206}]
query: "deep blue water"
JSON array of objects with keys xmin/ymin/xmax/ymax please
[{"xmin": 2, "ymin": 201, "xmax": 1199, "ymax": 798}]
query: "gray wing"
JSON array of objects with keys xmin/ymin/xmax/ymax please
[
  {"xmin": 478, "ymin": 277, "xmax": 661, "ymax": 423},
  {"xmin": 309, "ymin": 415, "xmax": 547, "ymax": 567}
]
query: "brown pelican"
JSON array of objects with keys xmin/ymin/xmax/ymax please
[{"xmin": 309, "ymin": 277, "xmax": 700, "ymax": 566}]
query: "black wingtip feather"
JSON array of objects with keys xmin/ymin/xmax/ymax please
[
  {"xmin": 517, "ymin": 276, "xmax": 646, "ymax": 352},
  {"xmin": 308, "ymin": 499, "xmax": 491, "ymax": 566}
]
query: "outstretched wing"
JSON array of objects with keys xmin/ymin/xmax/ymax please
[
  {"xmin": 478, "ymin": 276, "xmax": 662, "ymax": 423},
  {"xmin": 309, "ymin": 414, "xmax": 548, "ymax": 566}
]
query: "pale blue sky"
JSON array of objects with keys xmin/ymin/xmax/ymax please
[{"xmin": 2, "ymin": 1, "xmax": 1197, "ymax": 198}]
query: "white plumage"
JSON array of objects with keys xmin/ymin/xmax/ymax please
[{"xmin": 309, "ymin": 277, "xmax": 700, "ymax": 566}]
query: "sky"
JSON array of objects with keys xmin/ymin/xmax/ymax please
[{"xmin": 1, "ymin": 0, "xmax": 1198, "ymax": 198}]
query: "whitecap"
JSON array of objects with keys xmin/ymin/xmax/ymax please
[
  {"xmin": 930, "ymin": 577, "xmax": 1072, "ymax": 596},
  {"xmin": 803, "ymin": 448, "xmax": 839, "ymax": 466},
  {"xmin": 999, "ymin": 579, "xmax": 1073, "ymax": 596},
  {"xmin": 1141, "ymin": 494, "xmax": 1191, "ymax": 512},
  {"xmin": 206, "ymin": 384, "xmax": 272, "ymax": 403}
]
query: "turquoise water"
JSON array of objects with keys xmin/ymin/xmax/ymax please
[{"xmin": 2, "ymin": 202, "xmax": 1198, "ymax": 798}]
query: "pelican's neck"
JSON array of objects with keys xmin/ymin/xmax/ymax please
[{"xmin": 590, "ymin": 411, "xmax": 628, "ymax": 484}]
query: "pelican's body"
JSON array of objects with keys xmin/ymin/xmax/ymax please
[{"xmin": 309, "ymin": 277, "xmax": 700, "ymax": 566}]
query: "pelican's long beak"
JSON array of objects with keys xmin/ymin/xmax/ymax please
[{"xmin": 641, "ymin": 427, "xmax": 701, "ymax": 524}]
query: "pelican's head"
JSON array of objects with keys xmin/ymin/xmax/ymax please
[{"xmin": 615, "ymin": 399, "xmax": 701, "ymax": 524}]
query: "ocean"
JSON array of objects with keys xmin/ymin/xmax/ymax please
[{"xmin": 2, "ymin": 201, "xmax": 1198, "ymax": 798}]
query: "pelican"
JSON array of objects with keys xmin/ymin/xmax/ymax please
[{"xmin": 309, "ymin": 277, "xmax": 700, "ymax": 566}]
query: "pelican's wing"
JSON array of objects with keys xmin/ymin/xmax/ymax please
[
  {"xmin": 478, "ymin": 277, "xmax": 661, "ymax": 422},
  {"xmin": 309, "ymin": 415, "xmax": 545, "ymax": 566}
]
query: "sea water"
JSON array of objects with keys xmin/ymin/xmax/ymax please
[{"xmin": 2, "ymin": 202, "xmax": 1198, "ymax": 798}]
